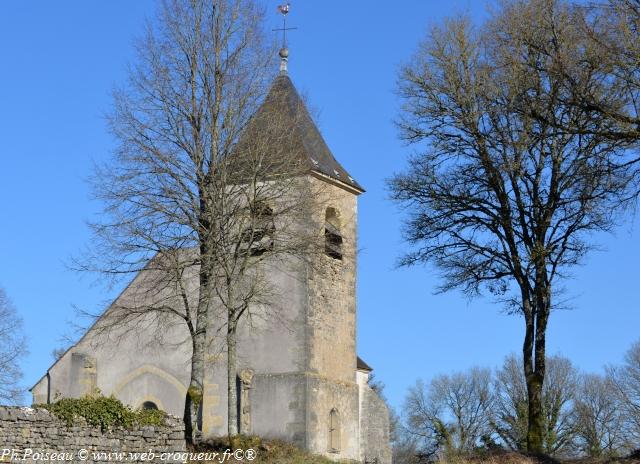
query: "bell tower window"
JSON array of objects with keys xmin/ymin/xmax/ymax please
[
  {"xmin": 324, "ymin": 207, "xmax": 342, "ymax": 260},
  {"xmin": 241, "ymin": 201, "xmax": 275, "ymax": 256}
]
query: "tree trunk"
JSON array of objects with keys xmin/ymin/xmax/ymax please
[
  {"xmin": 523, "ymin": 284, "xmax": 550, "ymax": 455},
  {"xmin": 522, "ymin": 297, "xmax": 541, "ymax": 454},
  {"xmin": 184, "ymin": 361, "xmax": 202, "ymax": 443},
  {"xmin": 227, "ymin": 315, "xmax": 238, "ymax": 438},
  {"xmin": 184, "ymin": 259, "xmax": 210, "ymax": 443},
  {"xmin": 185, "ymin": 330, "xmax": 205, "ymax": 443},
  {"xmin": 525, "ymin": 370, "xmax": 544, "ymax": 453}
]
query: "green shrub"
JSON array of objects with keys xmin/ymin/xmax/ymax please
[
  {"xmin": 35, "ymin": 395, "xmax": 166, "ymax": 430},
  {"xmin": 135, "ymin": 406, "xmax": 166, "ymax": 427}
]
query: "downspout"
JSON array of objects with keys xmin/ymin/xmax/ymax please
[{"xmin": 46, "ymin": 372, "xmax": 51, "ymax": 404}]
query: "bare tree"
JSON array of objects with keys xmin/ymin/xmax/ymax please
[
  {"xmin": 208, "ymin": 81, "xmax": 330, "ymax": 439},
  {"xmin": 603, "ymin": 0, "xmax": 640, "ymax": 132},
  {"xmin": 392, "ymin": 429, "xmax": 426, "ymax": 464},
  {"xmin": 516, "ymin": 0, "xmax": 640, "ymax": 192},
  {"xmin": 391, "ymin": 0, "xmax": 636, "ymax": 452},
  {"xmin": 402, "ymin": 369, "xmax": 494, "ymax": 459},
  {"xmin": 0, "ymin": 287, "xmax": 27, "ymax": 405},
  {"xmin": 573, "ymin": 373, "xmax": 627, "ymax": 457},
  {"xmin": 493, "ymin": 354, "xmax": 577, "ymax": 455},
  {"xmin": 403, "ymin": 379, "xmax": 448, "ymax": 460},
  {"xmin": 608, "ymin": 339, "xmax": 640, "ymax": 447},
  {"xmin": 51, "ymin": 347, "xmax": 67, "ymax": 362},
  {"xmin": 599, "ymin": 0, "xmax": 640, "ymax": 168},
  {"xmin": 493, "ymin": 355, "xmax": 529, "ymax": 452},
  {"xmin": 80, "ymin": 0, "xmax": 325, "ymax": 441},
  {"xmin": 575, "ymin": 0, "xmax": 640, "ymax": 148}
]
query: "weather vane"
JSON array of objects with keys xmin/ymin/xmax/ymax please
[{"xmin": 274, "ymin": 3, "xmax": 297, "ymax": 48}]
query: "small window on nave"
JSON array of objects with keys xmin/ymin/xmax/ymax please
[
  {"xmin": 142, "ymin": 401, "xmax": 158, "ymax": 410},
  {"xmin": 325, "ymin": 207, "xmax": 343, "ymax": 260}
]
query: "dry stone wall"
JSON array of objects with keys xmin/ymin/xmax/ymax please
[{"xmin": 0, "ymin": 407, "xmax": 186, "ymax": 463}]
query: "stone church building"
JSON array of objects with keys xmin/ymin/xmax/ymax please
[{"xmin": 31, "ymin": 53, "xmax": 392, "ymax": 463}]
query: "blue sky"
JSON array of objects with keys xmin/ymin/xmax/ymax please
[{"xmin": 0, "ymin": 1, "xmax": 638, "ymax": 412}]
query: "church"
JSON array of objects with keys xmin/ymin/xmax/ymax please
[{"xmin": 31, "ymin": 47, "xmax": 392, "ymax": 464}]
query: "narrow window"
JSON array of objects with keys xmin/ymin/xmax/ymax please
[
  {"xmin": 325, "ymin": 207, "xmax": 342, "ymax": 260},
  {"xmin": 329, "ymin": 408, "xmax": 341, "ymax": 453},
  {"xmin": 142, "ymin": 401, "xmax": 158, "ymax": 410}
]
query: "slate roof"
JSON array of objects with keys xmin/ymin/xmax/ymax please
[
  {"xmin": 357, "ymin": 356, "xmax": 373, "ymax": 372},
  {"xmin": 241, "ymin": 74, "xmax": 364, "ymax": 193}
]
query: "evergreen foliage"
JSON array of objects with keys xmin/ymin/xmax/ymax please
[{"xmin": 35, "ymin": 395, "xmax": 165, "ymax": 430}]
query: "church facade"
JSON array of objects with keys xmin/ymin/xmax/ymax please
[{"xmin": 31, "ymin": 64, "xmax": 392, "ymax": 464}]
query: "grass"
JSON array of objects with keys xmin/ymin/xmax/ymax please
[{"xmin": 188, "ymin": 435, "xmax": 356, "ymax": 464}]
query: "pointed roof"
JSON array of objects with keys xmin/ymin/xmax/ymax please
[{"xmin": 242, "ymin": 74, "xmax": 364, "ymax": 194}]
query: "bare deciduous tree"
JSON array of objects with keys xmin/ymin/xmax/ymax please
[
  {"xmin": 493, "ymin": 355, "xmax": 529, "ymax": 452},
  {"xmin": 608, "ymin": 339, "xmax": 640, "ymax": 447},
  {"xmin": 0, "ymin": 287, "xmax": 27, "ymax": 405},
  {"xmin": 403, "ymin": 369, "xmax": 494, "ymax": 459},
  {"xmin": 603, "ymin": 0, "xmax": 640, "ymax": 136},
  {"xmin": 493, "ymin": 354, "xmax": 577, "ymax": 455},
  {"xmin": 573, "ymin": 373, "xmax": 626, "ymax": 457},
  {"xmin": 79, "ymin": 0, "xmax": 326, "ymax": 441},
  {"xmin": 392, "ymin": 430, "xmax": 426, "ymax": 464},
  {"xmin": 391, "ymin": 0, "xmax": 636, "ymax": 452},
  {"xmin": 576, "ymin": 0, "xmax": 640, "ymax": 147}
]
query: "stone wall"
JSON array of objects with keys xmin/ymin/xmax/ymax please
[
  {"xmin": 360, "ymin": 387, "xmax": 393, "ymax": 464},
  {"xmin": 0, "ymin": 407, "xmax": 186, "ymax": 463},
  {"xmin": 306, "ymin": 177, "xmax": 358, "ymax": 384}
]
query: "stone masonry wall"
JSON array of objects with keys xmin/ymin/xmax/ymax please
[
  {"xmin": 306, "ymin": 177, "xmax": 358, "ymax": 384},
  {"xmin": 0, "ymin": 407, "xmax": 186, "ymax": 463},
  {"xmin": 361, "ymin": 387, "xmax": 392, "ymax": 464}
]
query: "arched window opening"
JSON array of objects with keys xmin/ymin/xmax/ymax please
[
  {"xmin": 142, "ymin": 401, "xmax": 158, "ymax": 410},
  {"xmin": 241, "ymin": 201, "xmax": 275, "ymax": 256},
  {"xmin": 325, "ymin": 208, "xmax": 342, "ymax": 260},
  {"xmin": 329, "ymin": 408, "xmax": 341, "ymax": 453}
]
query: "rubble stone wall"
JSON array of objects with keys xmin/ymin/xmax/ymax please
[{"xmin": 0, "ymin": 407, "xmax": 186, "ymax": 463}]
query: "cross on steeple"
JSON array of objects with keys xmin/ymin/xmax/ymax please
[
  {"xmin": 274, "ymin": 3, "xmax": 297, "ymax": 47},
  {"xmin": 273, "ymin": 3, "xmax": 297, "ymax": 73}
]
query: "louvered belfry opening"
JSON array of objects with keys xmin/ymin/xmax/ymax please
[
  {"xmin": 324, "ymin": 207, "xmax": 342, "ymax": 260},
  {"xmin": 240, "ymin": 201, "xmax": 275, "ymax": 256}
]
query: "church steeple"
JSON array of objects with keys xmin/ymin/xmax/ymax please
[
  {"xmin": 255, "ymin": 74, "xmax": 364, "ymax": 193},
  {"xmin": 234, "ymin": 3, "xmax": 363, "ymax": 194}
]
